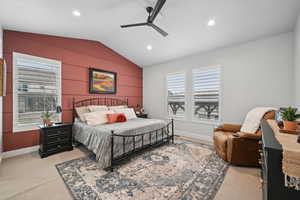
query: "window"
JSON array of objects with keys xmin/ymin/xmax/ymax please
[
  {"xmin": 166, "ymin": 72, "xmax": 185, "ymax": 118},
  {"xmin": 192, "ymin": 67, "xmax": 221, "ymax": 121},
  {"xmin": 13, "ymin": 53, "xmax": 61, "ymax": 132}
]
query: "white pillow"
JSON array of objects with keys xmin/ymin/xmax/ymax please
[
  {"xmin": 88, "ymin": 105, "xmax": 109, "ymax": 112},
  {"xmin": 84, "ymin": 110, "xmax": 114, "ymax": 125},
  {"xmin": 115, "ymin": 108, "xmax": 137, "ymax": 120},
  {"xmin": 108, "ymin": 105, "xmax": 128, "ymax": 111},
  {"xmin": 75, "ymin": 106, "xmax": 90, "ymax": 122}
]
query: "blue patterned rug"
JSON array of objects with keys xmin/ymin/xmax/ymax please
[{"xmin": 56, "ymin": 138, "xmax": 228, "ymax": 200}]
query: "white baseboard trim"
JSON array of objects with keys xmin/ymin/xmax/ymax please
[
  {"xmin": 175, "ymin": 129, "xmax": 213, "ymax": 141},
  {"xmin": 2, "ymin": 145, "xmax": 39, "ymax": 159}
]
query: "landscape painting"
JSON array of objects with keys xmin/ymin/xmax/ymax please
[{"xmin": 89, "ymin": 68, "xmax": 117, "ymax": 94}]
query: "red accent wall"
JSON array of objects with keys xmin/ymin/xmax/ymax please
[{"xmin": 3, "ymin": 30, "xmax": 143, "ymax": 152}]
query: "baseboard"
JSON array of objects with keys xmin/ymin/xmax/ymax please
[
  {"xmin": 175, "ymin": 129, "xmax": 213, "ymax": 141},
  {"xmin": 2, "ymin": 145, "xmax": 39, "ymax": 159}
]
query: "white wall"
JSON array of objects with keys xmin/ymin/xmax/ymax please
[
  {"xmin": 143, "ymin": 32, "xmax": 294, "ymax": 140},
  {"xmin": 294, "ymin": 13, "xmax": 300, "ymax": 110},
  {"xmin": 0, "ymin": 25, "xmax": 3, "ymax": 163}
]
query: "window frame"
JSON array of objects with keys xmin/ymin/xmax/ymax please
[
  {"xmin": 13, "ymin": 52, "xmax": 62, "ymax": 132},
  {"xmin": 191, "ymin": 66, "xmax": 222, "ymax": 124},
  {"xmin": 165, "ymin": 71, "xmax": 187, "ymax": 119}
]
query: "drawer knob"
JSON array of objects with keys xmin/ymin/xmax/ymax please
[
  {"xmin": 260, "ymin": 153, "xmax": 264, "ymax": 158},
  {"xmin": 260, "ymin": 178, "xmax": 266, "ymax": 184},
  {"xmin": 258, "ymin": 159, "xmax": 263, "ymax": 165}
]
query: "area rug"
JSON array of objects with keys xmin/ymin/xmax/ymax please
[{"xmin": 56, "ymin": 138, "xmax": 228, "ymax": 200}]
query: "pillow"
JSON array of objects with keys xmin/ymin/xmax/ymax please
[
  {"xmin": 117, "ymin": 113, "xmax": 127, "ymax": 122},
  {"xmin": 88, "ymin": 105, "xmax": 109, "ymax": 112},
  {"xmin": 114, "ymin": 108, "xmax": 137, "ymax": 120},
  {"xmin": 84, "ymin": 110, "xmax": 114, "ymax": 125},
  {"xmin": 107, "ymin": 113, "xmax": 127, "ymax": 124},
  {"xmin": 108, "ymin": 105, "xmax": 128, "ymax": 111},
  {"xmin": 75, "ymin": 106, "xmax": 90, "ymax": 122}
]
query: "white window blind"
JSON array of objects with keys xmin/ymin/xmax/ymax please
[
  {"xmin": 13, "ymin": 53, "xmax": 61, "ymax": 132},
  {"xmin": 192, "ymin": 68, "xmax": 221, "ymax": 121},
  {"xmin": 167, "ymin": 73, "xmax": 185, "ymax": 118}
]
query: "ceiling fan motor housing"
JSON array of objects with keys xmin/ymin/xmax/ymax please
[{"xmin": 146, "ymin": 6, "xmax": 153, "ymax": 14}]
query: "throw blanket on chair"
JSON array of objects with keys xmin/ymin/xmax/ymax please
[{"xmin": 241, "ymin": 107, "xmax": 277, "ymax": 134}]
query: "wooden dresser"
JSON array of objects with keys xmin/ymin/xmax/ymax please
[
  {"xmin": 39, "ymin": 123, "xmax": 73, "ymax": 158},
  {"xmin": 260, "ymin": 120, "xmax": 300, "ymax": 200}
]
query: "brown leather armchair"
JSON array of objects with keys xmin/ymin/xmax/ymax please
[{"xmin": 213, "ymin": 111, "xmax": 275, "ymax": 166}]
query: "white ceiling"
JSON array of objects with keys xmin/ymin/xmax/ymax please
[{"xmin": 1, "ymin": 0, "xmax": 300, "ymax": 67}]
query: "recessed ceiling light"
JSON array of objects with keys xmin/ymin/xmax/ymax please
[
  {"xmin": 72, "ymin": 10, "xmax": 81, "ymax": 17},
  {"xmin": 147, "ymin": 45, "xmax": 153, "ymax": 51},
  {"xmin": 207, "ymin": 19, "xmax": 216, "ymax": 27}
]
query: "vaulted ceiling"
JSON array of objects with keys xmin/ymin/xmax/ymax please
[{"xmin": 1, "ymin": 0, "xmax": 300, "ymax": 67}]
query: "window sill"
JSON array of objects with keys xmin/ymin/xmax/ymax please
[
  {"xmin": 13, "ymin": 124, "xmax": 41, "ymax": 133},
  {"xmin": 166, "ymin": 117, "xmax": 221, "ymax": 126},
  {"xmin": 167, "ymin": 116, "xmax": 186, "ymax": 121},
  {"xmin": 191, "ymin": 119, "xmax": 221, "ymax": 126}
]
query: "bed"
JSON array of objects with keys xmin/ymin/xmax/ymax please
[{"xmin": 72, "ymin": 97, "xmax": 174, "ymax": 171}]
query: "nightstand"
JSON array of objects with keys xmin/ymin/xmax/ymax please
[
  {"xmin": 39, "ymin": 123, "xmax": 73, "ymax": 158},
  {"xmin": 136, "ymin": 113, "xmax": 148, "ymax": 118}
]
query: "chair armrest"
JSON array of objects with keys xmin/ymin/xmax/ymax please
[
  {"xmin": 235, "ymin": 132, "xmax": 262, "ymax": 140},
  {"xmin": 227, "ymin": 134, "xmax": 260, "ymax": 166},
  {"xmin": 214, "ymin": 124, "xmax": 242, "ymax": 132}
]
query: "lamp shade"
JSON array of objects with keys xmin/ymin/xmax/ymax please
[{"xmin": 56, "ymin": 106, "xmax": 62, "ymax": 113}]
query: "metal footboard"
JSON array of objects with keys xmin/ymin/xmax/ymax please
[{"xmin": 110, "ymin": 119, "xmax": 174, "ymax": 171}]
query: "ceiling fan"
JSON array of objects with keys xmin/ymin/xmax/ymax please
[{"xmin": 120, "ymin": 0, "xmax": 168, "ymax": 37}]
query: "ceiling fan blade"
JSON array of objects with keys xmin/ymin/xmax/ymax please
[
  {"xmin": 149, "ymin": 23, "xmax": 168, "ymax": 37},
  {"xmin": 148, "ymin": 0, "xmax": 166, "ymax": 23},
  {"xmin": 120, "ymin": 23, "xmax": 148, "ymax": 28}
]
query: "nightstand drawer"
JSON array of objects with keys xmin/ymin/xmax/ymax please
[
  {"xmin": 47, "ymin": 136, "xmax": 70, "ymax": 145},
  {"xmin": 45, "ymin": 127, "xmax": 71, "ymax": 137},
  {"xmin": 46, "ymin": 143, "xmax": 72, "ymax": 154}
]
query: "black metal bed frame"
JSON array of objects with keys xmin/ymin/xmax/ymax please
[{"xmin": 73, "ymin": 97, "xmax": 174, "ymax": 171}]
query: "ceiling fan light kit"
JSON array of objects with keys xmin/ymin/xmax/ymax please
[{"xmin": 121, "ymin": 0, "xmax": 168, "ymax": 37}]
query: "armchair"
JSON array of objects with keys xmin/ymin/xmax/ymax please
[{"xmin": 213, "ymin": 111, "xmax": 275, "ymax": 166}]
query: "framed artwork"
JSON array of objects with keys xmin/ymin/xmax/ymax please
[{"xmin": 89, "ymin": 68, "xmax": 117, "ymax": 94}]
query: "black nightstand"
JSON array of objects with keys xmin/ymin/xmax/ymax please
[
  {"xmin": 39, "ymin": 123, "xmax": 73, "ymax": 158},
  {"xmin": 136, "ymin": 113, "xmax": 148, "ymax": 118}
]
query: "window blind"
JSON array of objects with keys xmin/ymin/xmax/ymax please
[
  {"xmin": 166, "ymin": 73, "xmax": 185, "ymax": 117},
  {"xmin": 14, "ymin": 53, "xmax": 61, "ymax": 131},
  {"xmin": 192, "ymin": 68, "xmax": 220, "ymax": 121}
]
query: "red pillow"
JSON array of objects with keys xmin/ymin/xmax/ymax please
[
  {"xmin": 117, "ymin": 113, "xmax": 127, "ymax": 122},
  {"xmin": 107, "ymin": 113, "xmax": 127, "ymax": 124}
]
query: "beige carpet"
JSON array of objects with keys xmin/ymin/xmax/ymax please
[{"xmin": 0, "ymin": 140, "xmax": 262, "ymax": 200}]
